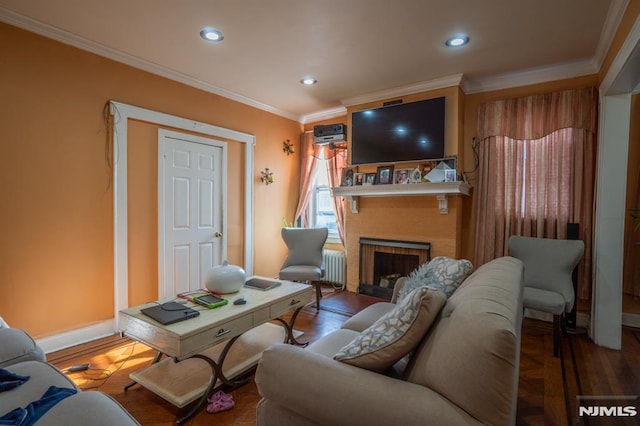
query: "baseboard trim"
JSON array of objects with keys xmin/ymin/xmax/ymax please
[
  {"xmin": 622, "ymin": 312, "xmax": 640, "ymax": 328},
  {"xmin": 36, "ymin": 319, "xmax": 117, "ymax": 354},
  {"xmin": 524, "ymin": 309, "xmax": 590, "ymax": 329}
]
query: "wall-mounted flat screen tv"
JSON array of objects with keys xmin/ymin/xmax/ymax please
[{"xmin": 351, "ymin": 97, "xmax": 445, "ymax": 165}]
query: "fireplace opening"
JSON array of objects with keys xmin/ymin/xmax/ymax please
[{"xmin": 359, "ymin": 238, "xmax": 431, "ymax": 300}]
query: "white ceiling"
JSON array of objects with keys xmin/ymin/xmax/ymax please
[{"xmin": 0, "ymin": 0, "xmax": 626, "ymax": 122}]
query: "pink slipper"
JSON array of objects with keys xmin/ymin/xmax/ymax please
[
  {"xmin": 207, "ymin": 390, "xmax": 233, "ymax": 404},
  {"xmin": 206, "ymin": 390, "xmax": 234, "ymax": 413},
  {"xmin": 206, "ymin": 397, "xmax": 234, "ymax": 413}
]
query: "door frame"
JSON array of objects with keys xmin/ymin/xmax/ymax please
[
  {"xmin": 110, "ymin": 101, "xmax": 255, "ymax": 330},
  {"xmin": 158, "ymin": 129, "xmax": 228, "ymax": 298},
  {"xmin": 592, "ymin": 14, "xmax": 640, "ymax": 349}
]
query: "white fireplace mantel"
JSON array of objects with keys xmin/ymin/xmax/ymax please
[{"xmin": 331, "ymin": 181, "xmax": 472, "ymax": 214}]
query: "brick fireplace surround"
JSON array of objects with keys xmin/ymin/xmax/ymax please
[{"xmin": 344, "ymin": 195, "xmax": 464, "ymax": 294}]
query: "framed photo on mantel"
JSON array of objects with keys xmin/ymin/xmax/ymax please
[
  {"xmin": 376, "ymin": 165, "xmax": 394, "ymax": 185},
  {"xmin": 341, "ymin": 166, "xmax": 357, "ymax": 186}
]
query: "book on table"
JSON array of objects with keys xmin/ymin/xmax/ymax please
[{"xmin": 244, "ymin": 278, "xmax": 282, "ymax": 291}]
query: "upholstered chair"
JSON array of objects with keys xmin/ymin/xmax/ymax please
[
  {"xmin": 508, "ymin": 236, "xmax": 584, "ymax": 357},
  {"xmin": 279, "ymin": 227, "xmax": 328, "ymax": 310}
]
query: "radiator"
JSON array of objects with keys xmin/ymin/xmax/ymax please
[{"xmin": 323, "ymin": 250, "xmax": 346, "ymax": 288}]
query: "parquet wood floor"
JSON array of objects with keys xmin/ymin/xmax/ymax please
[{"xmin": 46, "ymin": 289, "xmax": 640, "ymax": 425}]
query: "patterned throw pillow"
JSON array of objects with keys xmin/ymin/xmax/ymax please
[
  {"xmin": 397, "ymin": 256, "xmax": 473, "ymax": 303},
  {"xmin": 333, "ymin": 287, "xmax": 446, "ymax": 372}
]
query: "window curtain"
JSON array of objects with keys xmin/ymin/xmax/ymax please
[
  {"xmin": 293, "ymin": 131, "xmax": 319, "ymax": 226},
  {"xmin": 327, "ymin": 150, "xmax": 347, "ymax": 245},
  {"xmin": 474, "ymin": 87, "xmax": 597, "ymax": 300},
  {"xmin": 292, "ymin": 132, "xmax": 347, "ymax": 246}
]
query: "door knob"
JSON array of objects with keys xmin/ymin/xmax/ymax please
[{"xmin": 214, "ymin": 231, "xmax": 223, "ymax": 238}]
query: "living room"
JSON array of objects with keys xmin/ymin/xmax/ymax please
[{"xmin": 1, "ymin": 1, "xmax": 640, "ymax": 424}]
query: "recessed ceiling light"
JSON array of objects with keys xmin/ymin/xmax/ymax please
[
  {"xmin": 300, "ymin": 77, "xmax": 317, "ymax": 85},
  {"xmin": 200, "ymin": 27, "xmax": 224, "ymax": 42},
  {"xmin": 445, "ymin": 35, "xmax": 469, "ymax": 47}
]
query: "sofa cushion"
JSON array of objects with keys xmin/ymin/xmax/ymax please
[
  {"xmin": 36, "ymin": 392, "xmax": 139, "ymax": 426},
  {"xmin": 306, "ymin": 329, "xmax": 360, "ymax": 358},
  {"xmin": 398, "ymin": 256, "xmax": 473, "ymax": 303},
  {"xmin": 0, "ymin": 329, "xmax": 46, "ymax": 368},
  {"xmin": 333, "ymin": 287, "xmax": 446, "ymax": 372},
  {"xmin": 341, "ymin": 302, "xmax": 395, "ymax": 333}
]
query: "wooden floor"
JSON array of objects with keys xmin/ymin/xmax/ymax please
[{"xmin": 47, "ymin": 288, "xmax": 640, "ymax": 425}]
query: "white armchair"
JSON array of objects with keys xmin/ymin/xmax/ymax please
[{"xmin": 508, "ymin": 235, "xmax": 584, "ymax": 356}]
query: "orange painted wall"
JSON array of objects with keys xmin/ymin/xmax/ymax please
[{"xmin": 0, "ymin": 23, "xmax": 302, "ymax": 338}]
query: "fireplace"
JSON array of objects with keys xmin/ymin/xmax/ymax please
[{"xmin": 358, "ymin": 238, "xmax": 431, "ymax": 299}]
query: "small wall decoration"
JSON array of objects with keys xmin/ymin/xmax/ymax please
[
  {"xmin": 282, "ymin": 139, "xmax": 295, "ymax": 155},
  {"xmin": 260, "ymin": 168, "xmax": 274, "ymax": 185}
]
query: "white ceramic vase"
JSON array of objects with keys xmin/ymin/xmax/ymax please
[{"xmin": 205, "ymin": 261, "xmax": 246, "ymax": 294}]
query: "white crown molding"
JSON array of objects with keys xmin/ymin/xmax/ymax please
[
  {"xmin": 299, "ymin": 106, "xmax": 347, "ymax": 124},
  {"xmin": 593, "ymin": 0, "xmax": 630, "ymax": 71},
  {"xmin": 464, "ymin": 59, "xmax": 597, "ymax": 94},
  {"xmin": 341, "ymin": 74, "xmax": 465, "ymax": 107},
  {"xmin": 0, "ymin": 7, "xmax": 299, "ymax": 122},
  {"xmin": 600, "ymin": 11, "xmax": 640, "ymax": 95}
]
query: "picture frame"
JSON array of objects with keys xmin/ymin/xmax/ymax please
[
  {"xmin": 411, "ymin": 167, "xmax": 422, "ymax": 183},
  {"xmin": 364, "ymin": 173, "xmax": 377, "ymax": 185},
  {"xmin": 341, "ymin": 166, "xmax": 357, "ymax": 186},
  {"xmin": 394, "ymin": 168, "xmax": 412, "ymax": 184},
  {"xmin": 354, "ymin": 172, "xmax": 364, "ymax": 186},
  {"xmin": 376, "ymin": 165, "xmax": 394, "ymax": 185},
  {"xmin": 444, "ymin": 168, "xmax": 457, "ymax": 182}
]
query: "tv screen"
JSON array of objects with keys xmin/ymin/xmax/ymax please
[{"xmin": 351, "ymin": 97, "xmax": 445, "ymax": 165}]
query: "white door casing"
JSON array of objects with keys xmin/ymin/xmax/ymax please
[{"xmin": 158, "ymin": 129, "xmax": 227, "ymax": 298}]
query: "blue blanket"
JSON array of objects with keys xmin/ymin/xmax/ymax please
[
  {"xmin": 0, "ymin": 386, "xmax": 77, "ymax": 426},
  {"xmin": 0, "ymin": 369, "xmax": 29, "ymax": 393}
]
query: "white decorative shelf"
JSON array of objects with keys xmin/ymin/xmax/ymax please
[{"xmin": 331, "ymin": 181, "xmax": 472, "ymax": 214}]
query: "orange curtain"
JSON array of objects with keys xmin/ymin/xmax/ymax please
[
  {"xmin": 293, "ymin": 132, "xmax": 318, "ymax": 226},
  {"xmin": 474, "ymin": 87, "xmax": 597, "ymax": 300}
]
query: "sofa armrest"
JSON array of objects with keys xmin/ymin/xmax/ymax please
[
  {"xmin": 255, "ymin": 344, "xmax": 479, "ymax": 426},
  {"xmin": 391, "ymin": 276, "xmax": 407, "ymax": 303},
  {"xmin": 0, "ymin": 328, "xmax": 46, "ymax": 368}
]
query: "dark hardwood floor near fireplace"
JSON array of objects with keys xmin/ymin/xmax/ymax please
[{"xmin": 47, "ymin": 287, "xmax": 640, "ymax": 426}]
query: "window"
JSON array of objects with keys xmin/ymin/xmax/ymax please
[{"xmin": 308, "ymin": 160, "xmax": 339, "ymax": 242}]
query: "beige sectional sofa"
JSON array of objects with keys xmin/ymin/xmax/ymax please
[
  {"xmin": 0, "ymin": 320, "xmax": 139, "ymax": 425},
  {"xmin": 255, "ymin": 256, "xmax": 525, "ymax": 425}
]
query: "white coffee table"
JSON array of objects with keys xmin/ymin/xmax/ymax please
[{"xmin": 118, "ymin": 277, "xmax": 312, "ymax": 423}]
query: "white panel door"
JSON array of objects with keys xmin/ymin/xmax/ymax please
[{"xmin": 159, "ymin": 130, "xmax": 226, "ymax": 298}]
